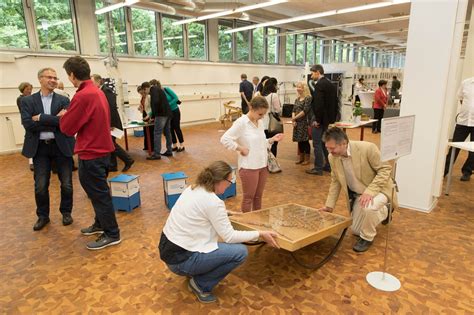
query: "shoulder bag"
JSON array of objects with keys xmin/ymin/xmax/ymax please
[{"xmin": 267, "ymin": 94, "xmax": 284, "ymax": 136}]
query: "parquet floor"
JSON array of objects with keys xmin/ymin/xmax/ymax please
[{"xmin": 0, "ymin": 121, "xmax": 473, "ymax": 314}]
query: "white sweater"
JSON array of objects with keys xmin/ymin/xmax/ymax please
[{"xmin": 163, "ymin": 186, "xmax": 259, "ymax": 253}]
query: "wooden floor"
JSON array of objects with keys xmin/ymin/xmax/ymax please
[{"xmin": 1, "ymin": 122, "xmax": 473, "ymax": 314}]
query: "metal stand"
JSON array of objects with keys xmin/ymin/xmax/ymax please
[{"xmin": 366, "ymin": 159, "xmax": 401, "ymax": 291}]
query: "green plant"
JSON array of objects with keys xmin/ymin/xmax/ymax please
[{"xmin": 353, "ymin": 101, "xmax": 363, "ymax": 116}]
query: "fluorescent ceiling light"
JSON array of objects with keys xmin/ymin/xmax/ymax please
[
  {"xmin": 225, "ymin": 0, "xmax": 411, "ymax": 34},
  {"xmin": 95, "ymin": 0, "xmax": 139, "ymax": 15},
  {"xmin": 173, "ymin": 0, "xmax": 287, "ymax": 26}
]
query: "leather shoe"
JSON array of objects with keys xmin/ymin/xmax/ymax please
[
  {"xmin": 147, "ymin": 154, "xmax": 161, "ymax": 160},
  {"xmin": 161, "ymin": 151, "xmax": 173, "ymax": 157},
  {"xmin": 33, "ymin": 217, "xmax": 50, "ymax": 231},
  {"xmin": 122, "ymin": 160, "xmax": 134, "ymax": 172},
  {"xmin": 460, "ymin": 173, "xmax": 471, "ymax": 181},
  {"xmin": 62, "ymin": 213, "xmax": 73, "ymax": 226},
  {"xmin": 306, "ymin": 169, "xmax": 323, "ymax": 175},
  {"xmin": 353, "ymin": 238, "xmax": 373, "ymax": 252}
]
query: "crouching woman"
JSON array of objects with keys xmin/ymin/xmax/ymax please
[{"xmin": 158, "ymin": 160, "xmax": 279, "ymax": 303}]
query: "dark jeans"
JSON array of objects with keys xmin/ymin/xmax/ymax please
[
  {"xmin": 264, "ymin": 130, "xmax": 278, "ymax": 157},
  {"xmin": 241, "ymin": 101, "xmax": 249, "ymax": 114},
  {"xmin": 311, "ymin": 125, "xmax": 330, "ymax": 171},
  {"xmin": 154, "ymin": 116, "xmax": 173, "ymax": 155},
  {"xmin": 372, "ymin": 108, "xmax": 384, "ymax": 132},
  {"xmin": 78, "ymin": 156, "xmax": 120, "ymax": 239},
  {"xmin": 444, "ymin": 124, "xmax": 474, "ymax": 176},
  {"xmin": 110, "ymin": 137, "xmax": 133, "ymax": 169},
  {"xmin": 33, "ymin": 140, "xmax": 73, "ymax": 218},
  {"xmin": 298, "ymin": 141, "xmax": 311, "ymax": 154},
  {"xmin": 170, "ymin": 108, "xmax": 184, "ymax": 144}
]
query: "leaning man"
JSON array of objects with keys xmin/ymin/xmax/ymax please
[
  {"xmin": 60, "ymin": 56, "xmax": 121, "ymax": 250},
  {"xmin": 318, "ymin": 127, "xmax": 397, "ymax": 252}
]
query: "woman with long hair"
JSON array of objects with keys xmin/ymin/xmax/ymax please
[
  {"xmin": 261, "ymin": 77, "xmax": 282, "ymax": 156},
  {"xmin": 291, "ymin": 81, "xmax": 312, "ymax": 165}
]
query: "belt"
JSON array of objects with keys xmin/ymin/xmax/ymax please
[{"xmin": 40, "ymin": 139, "xmax": 55, "ymax": 144}]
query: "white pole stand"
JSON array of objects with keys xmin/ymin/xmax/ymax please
[{"xmin": 366, "ymin": 160, "xmax": 401, "ymax": 292}]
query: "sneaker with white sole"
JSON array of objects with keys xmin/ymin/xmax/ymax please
[
  {"xmin": 187, "ymin": 278, "xmax": 217, "ymax": 303},
  {"xmin": 80, "ymin": 225, "xmax": 104, "ymax": 236},
  {"xmin": 86, "ymin": 234, "xmax": 121, "ymax": 250}
]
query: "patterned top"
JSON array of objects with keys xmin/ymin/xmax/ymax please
[{"xmin": 292, "ymin": 95, "xmax": 312, "ymax": 142}]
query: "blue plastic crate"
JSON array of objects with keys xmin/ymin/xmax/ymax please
[
  {"xmin": 133, "ymin": 129, "xmax": 144, "ymax": 137},
  {"xmin": 166, "ymin": 193, "xmax": 181, "ymax": 210},
  {"xmin": 111, "ymin": 191, "xmax": 141, "ymax": 212}
]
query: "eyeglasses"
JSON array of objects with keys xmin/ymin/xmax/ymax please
[
  {"xmin": 224, "ymin": 178, "xmax": 233, "ymax": 184},
  {"xmin": 41, "ymin": 75, "xmax": 59, "ymax": 81}
]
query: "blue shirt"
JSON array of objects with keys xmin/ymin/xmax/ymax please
[{"xmin": 39, "ymin": 92, "xmax": 55, "ymax": 140}]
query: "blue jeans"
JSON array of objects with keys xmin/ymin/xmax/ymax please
[
  {"xmin": 78, "ymin": 156, "xmax": 120, "ymax": 239},
  {"xmin": 33, "ymin": 141, "xmax": 73, "ymax": 218},
  {"xmin": 311, "ymin": 125, "xmax": 329, "ymax": 171},
  {"xmin": 167, "ymin": 243, "xmax": 248, "ymax": 293},
  {"xmin": 154, "ymin": 116, "xmax": 172, "ymax": 155}
]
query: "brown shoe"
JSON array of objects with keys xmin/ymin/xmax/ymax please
[{"xmin": 301, "ymin": 154, "xmax": 310, "ymax": 165}]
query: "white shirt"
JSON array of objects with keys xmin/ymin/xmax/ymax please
[
  {"xmin": 39, "ymin": 92, "xmax": 55, "ymax": 140},
  {"xmin": 163, "ymin": 186, "xmax": 259, "ymax": 253},
  {"xmin": 262, "ymin": 92, "xmax": 282, "ymax": 130},
  {"xmin": 457, "ymin": 77, "xmax": 474, "ymax": 127},
  {"xmin": 220, "ymin": 115, "xmax": 269, "ymax": 170},
  {"xmin": 341, "ymin": 143, "xmax": 366, "ymax": 195},
  {"xmin": 354, "ymin": 82, "xmax": 366, "ymax": 97}
]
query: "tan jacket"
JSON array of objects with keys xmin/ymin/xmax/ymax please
[{"xmin": 325, "ymin": 141, "xmax": 398, "ymax": 212}]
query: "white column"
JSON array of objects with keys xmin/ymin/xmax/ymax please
[{"xmin": 396, "ymin": 0, "xmax": 468, "ymax": 212}]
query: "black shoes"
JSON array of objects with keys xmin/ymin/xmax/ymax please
[
  {"xmin": 146, "ymin": 154, "xmax": 161, "ymax": 160},
  {"xmin": 306, "ymin": 168, "xmax": 323, "ymax": 175},
  {"xmin": 177, "ymin": 147, "xmax": 185, "ymax": 152},
  {"xmin": 80, "ymin": 225, "xmax": 104, "ymax": 236},
  {"xmin": 460, "ymin": 173, "xmax": 471, "ymax": 181},
  {"xmin": 161, "ymin": 151, "xmax": 173, "ymax": 157},
  {"xmin": 62, "ymin": 213, "xmax": 73, "ymax": 226},
  {"xmin": 33, "ymin": 217, "xmax": 50, "ymax": 231},
  {"xmin": 353, "ymin": 238, "xmax": 373, "ymax": 252},
  {"xmin": 86, "ymin": 233, "xmax": 121, "ymax": 250},
  {"xmin": 122, "ymin": 160, "xmax": 134, "ymax": 172}
]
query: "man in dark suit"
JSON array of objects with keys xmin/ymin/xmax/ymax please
[
  {"xmin": 306, "ymin": 64, "xmax": 338, "ymax": 176},
  {"xmin": 91, "ymin": 74, "xmax": 134, "ymax": 172},
  {"xmin": 20, "ymin": 67, "xmax": 75, "ymax": 231}
]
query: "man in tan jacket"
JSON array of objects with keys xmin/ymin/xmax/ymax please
[{"xmin": 318, "ymin": 127, "xmax": 397, "ymax": 252}]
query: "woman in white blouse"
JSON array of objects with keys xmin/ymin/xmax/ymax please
[
  {"xmin": 159, "ymin": 161, "xmax": 279, "ymax": 303},
  {"xmin": 220, "ymin": 96, "xmax": 284, "ymax": 212},
  {"xmin": 261, "ymin": 78, "xmax": 282, "ymax": 156}
]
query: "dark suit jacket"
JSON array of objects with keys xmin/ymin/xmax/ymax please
[
  {"xmin": 101, "ymin": 85, "xmax": 123, "ymax": 130},
  {"xmin": 311, "ymin": 76, "xmax": 338, "ymax": 126},
  {"xmin": 20, "ymin": 92, "xmax": 75, "ymax": 158},
  {"xmin": 150, "ymin": 86, "xmax": 171, "ymax": 118}
]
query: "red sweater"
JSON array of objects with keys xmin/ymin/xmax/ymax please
[
  {"xmin": 60, "ymin": 80, "xmax": 114, "ymax": 160},
  {"xmin": 373, "ymin": 87, "xmax": 387, "ymax": 110}
]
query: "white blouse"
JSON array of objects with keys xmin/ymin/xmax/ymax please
[
  {"xmin": 220, "ymin": 115, "xmax": 270, "ymax": 170},
  {"xmin": 163, "ymin": 186, "xmax": 259, "ymax": 253},
  {"xmin": 457, "ymin": 77, "xmax": 474, "ymax": 127},
  {"xmin": 262, "ymin": 92, "xmax": 282, "ymax": 130}
]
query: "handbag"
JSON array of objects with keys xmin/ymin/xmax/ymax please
[
  {"xmin": 267, "ymin": 148, "xmax": 282, "ymax": 173},
  {"xmin": 267, "ymin": 94, "xmax": 284, "ymax": 135}
]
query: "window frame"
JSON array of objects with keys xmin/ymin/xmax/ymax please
[
  {"xmin": 186, "ymin": 20, "xmax": 208, "ymax": 61},
  {"xmin": 130, "ymin": 7, "xmax": 159, "ymax": 57},
  {"xmin": 161, "ymin": 14, "xmax": 185, "ymax": 59}
]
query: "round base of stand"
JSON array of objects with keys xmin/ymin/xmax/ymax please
[{"xmin": 366, "ymin": 271, "xmax": 401, "ymax": 292}]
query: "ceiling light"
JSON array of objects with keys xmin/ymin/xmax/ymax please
[
  {"xmin": 225, "ymin": 0, "xmax": 411, "ymax": 34},
  {"xmin": 95, "ymin": 0, "xmax": 139, "ymax": 15},
  {"xmin": 173, "ymin": 0, "xmax": 287, "ymax": 25}
]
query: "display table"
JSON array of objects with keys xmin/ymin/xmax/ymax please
[
  {"xmin": 335, "ymin": 119, "xmax": 378, "ymax": 140},
  {"xmin": 444, "ymin": 141, "xmax": 474, "ymax": 195},
  {"xmin": 123, "ymin": 122, "xmax": 154, "ymax": 155},
  {"xmin": 358, "ymin": 91, "xmax": 375, "ymax": 108},
  {"xmin": 230, "ymin": 203, "xmax": 352, "ymax": 269}
]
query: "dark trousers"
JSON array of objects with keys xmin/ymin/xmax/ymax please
[
  {"xmin": 444, "ymin": 124, "xmax": 474, "ymax": 176},
  {"xmin": 298, "ymin": 141, "xmax": 311, "ymax": 154},
  {"xmin": 241, "ymin": 101, "xmax": 249, "ymax": 114},
  {"xmin": 311, "ymin": 125, "xmax": 330, "ymax": 171},
  {"xmin": 33, "ymin": 140, "xmax": 73, "ymax": 218},
  {"xmin": 110, "ymin": 137, "xmax": 133, "ymax": 169},
  {"xmin": 78, "ymin": 156, "xmax": 120, "ymax": 239},
  {"xmin": 372, "ymin": 108, "xmax": 384, "ymax": 132},
  {"xmin": 264, "ymin": 130, "xmax": 278, "ymax": 157},
  {"xmin": 143, "ymin": 125, "xmax": 155, "ymax": 151},
  {"xmin": 170, "ymin": 108, "xmax": 184, "ymax": 144}
]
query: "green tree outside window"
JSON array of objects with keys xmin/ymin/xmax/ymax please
[
  {"xmin": 162, "ymin": 16, "xmax": 184, "ymax": 58},
  {"xmin": 286, "ymin": 34, "xmax": 294, "ymax": 64},
  {"xmin": 252, "ymin": 28, "xmax": 264, "ymax": 63},
  {"xmin": 188, "ymin": 21, "xmax": 206, "ymax": 60},
  {"xmin": 218, "ymin": 22, "xmax": 232, "ymax": 61},
  {"xmin": 266, "ymin": 27, "xmax": 278, "ymax": 64},
  {"xmin": 0, "ymin": 0, "xmax": 29, "ymax": 49},
  {"xmin": 131, "ymin": 8, "xmax": 157, "ymax": 56},
  {"xmin": 96, "ymin": 1, "xmax": 128, "ymax": 54},
  {"xmin": 236, "ymin": 29, "xmax": 249, "ymax": 62},
  {"xmin": 295, "ymin": 34, "xmax": 304, "ymax": 65}
]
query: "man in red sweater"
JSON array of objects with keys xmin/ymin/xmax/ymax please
[{"xmin": 60, "ymin": 56, "xmax": 121, "ymax": 250}]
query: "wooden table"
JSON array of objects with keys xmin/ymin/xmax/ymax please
[
  {"xmin": 230, "ymin": 203, "xmax": 352, "ymax": 269},
  {"xmin": 123, "ymin": 122, "xmax": 154, "ymax": 155},
  {"xmin": 335, "ymin": 119, "xmax": 378, "ymax": 140},
  {"xmin": 444, "ymin": 141, "xmax": 474, "ymax": 195}
]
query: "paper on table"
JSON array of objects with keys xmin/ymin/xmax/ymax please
[{"xmin": 111, "ymin": 127, "xmax": 124, "ymax": 139}]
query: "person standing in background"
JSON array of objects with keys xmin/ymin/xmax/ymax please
[
  {"xmin": 54, "ymin": 81, "xmax": 70, "ymax": 99},
  {"xmin": 17, "ymin": 82, "xmax": 34, "ymax": 171},
  {"xmin": 372, "ymin": 80, "xmax": 388, "ymax": 134},
  {"xmin": 261, "ymin": 77, "xmax": 282, "ymax": 157},
  {"xmin": 138, "ymin": 83, "xmax": 155, "ymax": 152},
  {"xmin": 61, "ymin": 56, "xmax": 121, "ymax": 250},
  {"xmin": 252, "ymin": 76, "xmax": 260, "ymax": 96},
  {"xmin": 160, "ymin": 82, "xmax": 185, "ymax": 152},
  {"xmin": 291, "ymin": 81, "xmax": 312, "ymax": 165},
  {"xmin": 239, "ymin": 74, "xmax": 253, "ymax": 114},
  {"xmin": 390, "ymin": 76, "xmax": 401, "ymax": 101}
]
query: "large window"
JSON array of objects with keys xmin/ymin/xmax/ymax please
[
  {"xmin": 162, "ymin": 16, "xmax": 184, "ymax": 58},
  {"xmin": 266, "ymin": 27, "xmax": 278, "ymax": 64},
  {"xmin": 252, "ymin": 28, "xmax": 264, "ymax": 63},
  {"xmin": 306, "ymin": 35, "xmax": 315, "ymax": 65},
  {"xmin": 236, "ymin": 22, "xmax": 250, "ymax": 62},
  {"xmin": 315, "ymin": 39, "xmax": 321, "ymax": 64},
  {"xmin": 286, "ymin": 34, "xmax": 295, "ymax": 64},
  {"xmin": 218, "ymin": 20, "xmax": 232, "ymax": 61},
  {"xmin": 334, "ymin": 41, "xmax": 342, "ymax": 63},
  {"xmin": 96, "ymin": 1, "xmax": 128, "ymax": 54},
  {"xmin": 188, "ymin": 21, "xmax": 206, "ymax": 60},
  {"xmin": 34, "ymin": 0, "xmax": 76, "ymax": 51},
  {"xmin": 295, "ymin": 34, "xmax": 305, "ymax": 65},
  {"xmin": 131, "ymin": 8, "xmax": 157, "ymax": 56},
  {"xmin": 0, "ymin": 0, "xmax": 29, "ymax": 49}
]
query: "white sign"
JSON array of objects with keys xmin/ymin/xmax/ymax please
[{"xmin": 380, "ymin": 115, "xmax": 415, "ymax": 162}]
